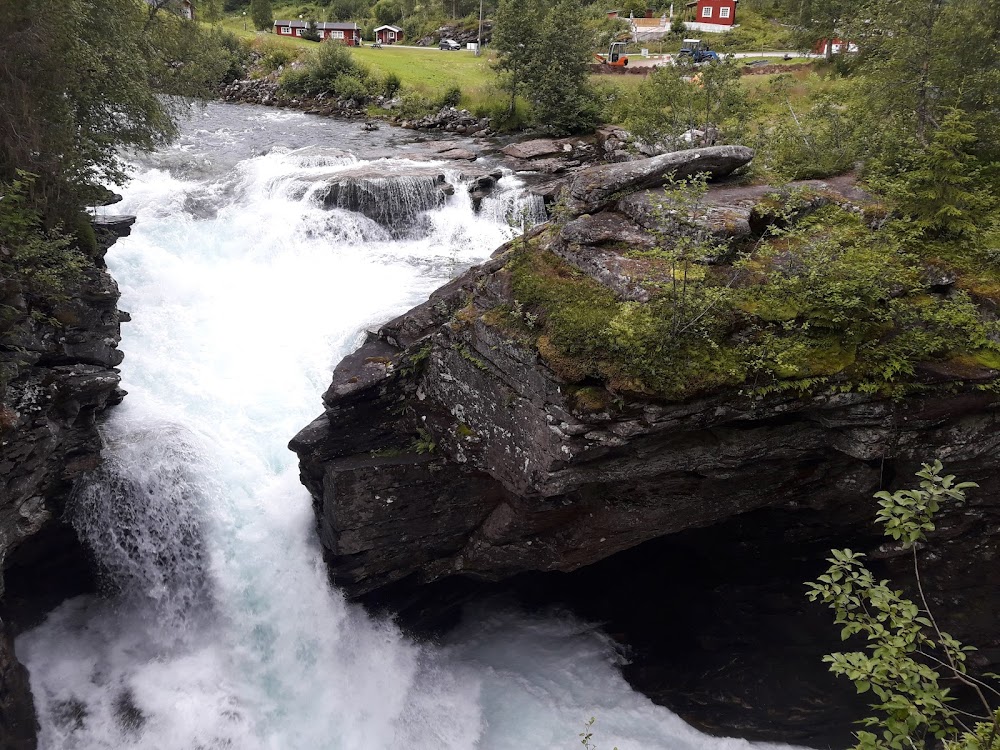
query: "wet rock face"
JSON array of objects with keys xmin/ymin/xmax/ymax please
[
  {"xmin": 0, "ymin": 218, "xmax": 130, "ymax": 597},
  {"xmin": 291, "ymin": 167, "xmax": 1000, "ymax": 744},
  {"xmin": 0, "ymin": 618, "xmax": 36, "ymax": 750},
  {"xmin": 0, "ymin": 216, "xmax": 132, "ymax": 747}
]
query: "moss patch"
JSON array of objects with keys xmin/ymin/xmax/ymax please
[{"xmin": 477, "ymin": 197, "xmax": 1000, "ymax": 403}]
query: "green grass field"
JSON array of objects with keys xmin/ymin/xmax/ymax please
[
  {"xmin": 353, "ymin": 46, "xmax": 498, "ymax": 101},
  {"xmin": 207, "ymin": 14, "xmax": 829, "ymax": 123}
]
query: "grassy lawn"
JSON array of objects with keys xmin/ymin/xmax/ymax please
[
  {"xmin": 206, "ymin": 13, "xmax": 828, "ymax": 124},
  {"xmin": 353, "ymin": 46, "xmax": 498, "ymax": 102}
]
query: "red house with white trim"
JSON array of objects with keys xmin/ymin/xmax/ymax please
[
  {"xmin": 273, "ymin": 20, "xmax": 362, "ymax": 45},
  {"xmin": 694, "ymin": 0, "xmax": 737, "ymax": 26}
]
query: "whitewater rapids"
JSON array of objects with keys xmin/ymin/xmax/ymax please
[{"xmin": 17, "ymin": 103, "xmax": 782, "ymax": 750}]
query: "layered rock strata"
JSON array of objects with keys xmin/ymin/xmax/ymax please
[
  {"xmin": 0, "ymin": 214, "xmax": 132, "ymax": 750},
  {"xmin": 292, "ymin": 148, "xmax": 1000, "ymax": 744}
]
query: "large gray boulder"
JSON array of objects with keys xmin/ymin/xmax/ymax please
[
  {"xmin": 501, "ymin": 138, "xmax": 567, "ymax": 160},
  {"xmin": 564, "ymin": 144, "xmax": 754, "ymax": 215}
]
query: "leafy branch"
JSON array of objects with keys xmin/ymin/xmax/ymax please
[{"xmin": 807, "ymin": 461, "xmax": 1000, "ymax": 750}]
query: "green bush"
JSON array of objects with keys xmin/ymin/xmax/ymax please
[
  {"xmin": 439, "ymin": 85, "xmax": 462, "ymax": 108},
  {"xmin": 279, "ymin": 41, "xmax": 377, "ymax": 100},
  {"xmin": 0, "ymin": 175, "xmax": 86, "ymax": 324},
  {"xmin": 396, "ymin": 92, "xmax": 438, "ymax": 119},
  {"xmin": 382, "ymin": 72, "xmax": 402, "ymax": 98},
  {"xmin": 808, "ymin": 462, "xmax": 1000, "ymax": 750},
  {"xmin": 310, "ymin": 40, "xmax": 363, "ymax": 84},
  {"xmin": 333, "ymin": 74, "xmax": 371, "ymax": 101},
  {"xmin": 471, "ymin": 88, "xmax": 532, "ymax": 131},
  {"xmin": 257, "ymin": 39, "xmax": 296, "ymax": 73}
]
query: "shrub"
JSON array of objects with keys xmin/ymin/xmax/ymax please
[
  {"xmin": 333, "ymin": 74, "xmax": 370, "ymax": 102},
  {"xmin": 382, "ymin": 72, "xmax": 402, "ymax": 98},
  {"xmin": 472, "ymin": 87, "xmax": 532, "ymax": 131},
  {"xmin": 279, "ymin": 40, "xmax": 377, "ymax": 100},
  {"xmin": 807, "ymin": 462, "xmax": 1000, "ymax": 750},
  {"xmin": 213, "ymin": 29, "xmax": 253, "ymax": 83},
  {"xmin": 300, "ymin": 20, "xmax": 322, "ymax": 42},
  {"xmin": 0, "ymin": 175, "xmax": 86, "ymax": 323},
  {"xmin": 310, "ymin": 40, "xmax": 362, "ymax": 84},
  {"xmin": 439, "ymin": 85, "xmax": 462, "ymax": 108},
  {"xmin": 256, "ymin": 39, "xmax": 296, "ymax": 72},
  {"xmin": 395, "ymin": 92, "xmax": 437, "ymax": 119}
]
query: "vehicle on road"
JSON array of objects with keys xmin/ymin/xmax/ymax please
[
  {"xmin": 439, "ymin": 38, "xmax": 461, "ymax": 50},
  {"xmin": 678, "ymin": 39, "xmax": 719, "ymax": 63},
  {"xmin": 594, "ymin": 41, "xmax": 629, "ymax": 66}
]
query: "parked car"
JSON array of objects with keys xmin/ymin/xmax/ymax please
[{"xmin": 439, "ymin": 38, "xmax": 461, "ymax": 50}]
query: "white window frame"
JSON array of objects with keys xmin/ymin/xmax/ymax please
[
  {"xmin": 719, "ymin": 6, "xmax": 730, "ymax": 18},
  {"xmin": 702, "ymin": 6, "xmax": 713, "ymax": 17},
  {"xmin": 295, "ymin": 28, "xmax": 303, "ymax": 36},
  {"xmin": 331, "ymin": 29, "xmax": 345, "ymax": 38}
]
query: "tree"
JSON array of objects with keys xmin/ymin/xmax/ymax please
[
  {"xmin": 492, "ymin": 0, "xmax": 596, "ymax": 133},
  {"xmin": 845, "ymin": 0, "xmax": 1000, "ymax": 160},
  {"xmin": 491, "ymin": 0, "xmax": 546, "ymax": 115},
  {"xmin": 301, "ymin": 19, "xmax": 321, "ymax": 41},
  {"xmin": 792, "ymin": 0, "xmax": 851, "ymax": 60},
  {"xmin": 250, "ymin": 0, "xmax": 273, "ymax": 31},
  {"xmin": 530, "ymin": 0, "xmax": 597, "ymax": 134},
  {"xmin": 201, "ymin": 0, "xmax": 223, "ymax": 23},
  {"xmin": 616, "ymin": 60, "xmax": 751, "ymax": 146},
  {"xmin": 886, "ymin": 109, "xmax": 996, "ymax": 240},
  {"xmin": 807, "ymin": 462, "xmax": 1000, "ymax": 750},
  {"xmin": 374, "ymin": 0, "xmax": 404, "ymax": 26},
  {"xmin": 0, "ymin": 0, "xmax": 231, "ymax": 224}
]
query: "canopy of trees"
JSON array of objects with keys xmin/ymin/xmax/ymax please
[{"xmin": 0, "ymin": 0, "xmax": 236, "ymax": 224}]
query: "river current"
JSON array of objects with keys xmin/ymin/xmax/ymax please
[{"xmin": 17, "ymin": 103, "xmax": 778, "ymax": 750}]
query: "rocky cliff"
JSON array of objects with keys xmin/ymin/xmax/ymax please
[
  {"xmin": 291, "ymin": 147, "xmax": 1000, "ymax": 746},
  {"xmin": 0, "ymin": 214, "xmax": 132, "ymax": 750}
]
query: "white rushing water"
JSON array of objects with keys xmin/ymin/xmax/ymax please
[{"xmin": 18, "ymin": 104, "xmax": 777, "ymax": 750}]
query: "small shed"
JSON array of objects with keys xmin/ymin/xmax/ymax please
[
  {"xmin": 374, "ymin": 24, "xmax": 403, "ymax": 44},
  {"xmin": 273, "ymin": 20, "xmax": 362, "ymax": 45}
]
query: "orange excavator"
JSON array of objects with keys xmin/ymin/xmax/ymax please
[{"xmin": 594, "ymin": 41, "xmax": 629, "ymax": 66}]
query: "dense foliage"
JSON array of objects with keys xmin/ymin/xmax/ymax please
[
  {"xmin": 251, "ymin": 0, "xmax": 275, "ymax": 29},
  {"xmin": 0, "ymin": 0, "xmax": 237, "ymax": 224},
  {"xmin": 503, "ymin": 180, "xmax": 1000, "ymax": 401},
  {"xmin": 491, "ymin": 0, "xmax": 598, "ymax": 133},
  {"xmin": 278, "ymin": 40, "xmax": 401, "ymax": 102}
]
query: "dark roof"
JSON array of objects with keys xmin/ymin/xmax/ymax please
[
  {"xmin": 373, "ymin": 24, "xmax": 403, "ymax": 31},
  {"xmin": 274, "ymin": 20, "xmax": 360, "ymax": 30}
]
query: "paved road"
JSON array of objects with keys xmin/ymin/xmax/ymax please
[
  {"xmin": 365, "ymin": 44, "xmax": 816, "ymax": 63},
  {"xmin": 626, "ymin": 50, "xmax": 816, "ymax": 66}
]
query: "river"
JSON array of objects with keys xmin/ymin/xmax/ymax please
[{"xmin": 17, "ymin": 102, "xmax": 776, "ymax": 750}]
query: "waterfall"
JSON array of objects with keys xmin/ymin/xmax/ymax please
[
  {"xmin": 16, "ymin": 102, "xmax": 777, "ymax": 750},
  {"xmin": 67, "ymin": 422, "xmax": 212, "ymax": 638}
]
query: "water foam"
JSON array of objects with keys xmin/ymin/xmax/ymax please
[{"xmin": 19, "ymin": 104, "xmax": 783, "ymax": 750}]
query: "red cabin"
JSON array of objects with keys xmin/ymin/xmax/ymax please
[
  {"xmin": 694, "ymin": 0, "xmax": 737, "ymax": 26},
  {"xmin": 273, "ymin": 20, "xmax": 362, "ymax": 45},
  {"xmin": 374, "ymin": 25, "xmax": 403, "ymax": 44}
]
